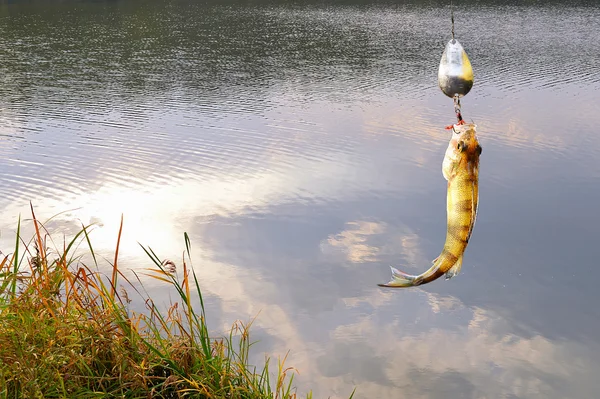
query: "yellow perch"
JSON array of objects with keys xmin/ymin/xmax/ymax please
[{"xmin": 379, "ymin": 123, "xmax": 481, "ymax": 287}]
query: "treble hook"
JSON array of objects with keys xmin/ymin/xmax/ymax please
[
  {"xmin": 445, "ymin": 94, "xmax": 465, "ymax": 129},
  {"xmin": 454, "ymin": 94, "xmax": 464, "ymax": 124}
]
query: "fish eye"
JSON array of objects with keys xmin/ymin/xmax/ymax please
[
  {"xmin": 476, "ymin": 145, "xmax": 482, "ymax": 155},
  {"xmin": 457, "ymin": 141, "xmax": 466, "ymax": 152}
]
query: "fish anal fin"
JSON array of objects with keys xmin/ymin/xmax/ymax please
[{"xmin": 445, "ymin": 255, "xmax": 464, "ymax": 280}]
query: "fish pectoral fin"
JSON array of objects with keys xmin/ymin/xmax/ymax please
[{"xmin": 445, "ymin": 255, "xmax": 464, "ymax": 280}]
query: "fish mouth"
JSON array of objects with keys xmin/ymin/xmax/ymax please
[
  {"xmin": 452, "ymin": 122, "xmax": 477, "ymax": 134},
  {"xmin": 451, "ymin": 123, "xmax": 481, "ymax": 157},
  {"xmin": 452, "ymin": 123, "xmax": 478, "ymax": 143}
]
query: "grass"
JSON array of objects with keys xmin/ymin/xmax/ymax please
[{"xmin": 0, "ymin": 205, "xmax": 354, "ymax": 399}]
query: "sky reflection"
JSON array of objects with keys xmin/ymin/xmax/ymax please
[{"xmin": 1, "ymin": 1, "xmax": 600, "ymax": 397}]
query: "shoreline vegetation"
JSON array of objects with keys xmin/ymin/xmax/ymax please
[{"xmin": 0, "ymin": 206, "xmax": 354, "ymax": 398}]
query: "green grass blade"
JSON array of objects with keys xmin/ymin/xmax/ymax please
[
  {"xmin": 10, "ymin": 215, "xmax": 21, "ymax": 297},
  {"xmin": 81, "ymin": 223, "xmax": 98, "ymax": 267},
  {"xmin": 61, "ymin": 224, "xmax": 95, "ymax": 265}
]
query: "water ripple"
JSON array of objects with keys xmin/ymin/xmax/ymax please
[{"xmin": 1, "ymin": 2, "xmax": 600, "ymax": 398}]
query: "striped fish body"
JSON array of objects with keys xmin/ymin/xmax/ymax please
[
  {"xmin": 438, "ymin": 123, "xmax": 481, "ymax": 276},
  {"xmin": 379, "ymin": 123, "xmax": 481, "ymax": 287}
]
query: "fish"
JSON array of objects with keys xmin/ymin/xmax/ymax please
[
  {"xmin": 438, "ymin": 38, "xmax": 473, "ymax": 99},
  {"xmin": 379, "ymin": 123, "xmax": 481, "ymax": 287}
]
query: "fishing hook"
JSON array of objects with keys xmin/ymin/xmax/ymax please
[{"xmin": 454, "ymin": 94, "xmax": 464, "ymax": 123}]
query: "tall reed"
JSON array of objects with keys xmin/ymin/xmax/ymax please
[{"xmin": 0, "ymin": 206, "xmax": 352, "ymax": 398}]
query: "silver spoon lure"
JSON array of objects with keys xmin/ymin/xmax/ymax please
[{"xmin": 438, "ymin": 7, "xmax": 473, "ymax": 123}]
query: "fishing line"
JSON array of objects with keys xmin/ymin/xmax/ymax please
[
  {"xmin": 451, "ymin": 0, "xmax": 460, "ymax": 122},
  {"xmin": 451, "ymin": 0, "xmax": 455, "ymax": 41}
]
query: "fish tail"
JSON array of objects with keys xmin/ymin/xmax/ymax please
[{"xmin": 378, "ymin": 262, "xmax": 446, "ymax": 288}]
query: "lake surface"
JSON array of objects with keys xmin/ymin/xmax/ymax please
[{"xmin": 1, "ymin": 0, "xmax": 600, "ymax": 397}]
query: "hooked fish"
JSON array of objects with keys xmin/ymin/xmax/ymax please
[
  {"xmin": 438, "ymin": 38, "xmax": 473, "ymax": 99},
  {"xmin": 379, "ymin": 123, "xmax": 481, "ymax": 287}
]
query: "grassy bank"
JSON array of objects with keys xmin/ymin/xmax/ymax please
[{"xmin": 0, "ymin": 207, "xmax": 346, "ymax": 398}]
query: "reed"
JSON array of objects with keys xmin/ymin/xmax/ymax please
[{"xmin": 0, "ymin": 206, "xmax": 352, "ymax": 399}]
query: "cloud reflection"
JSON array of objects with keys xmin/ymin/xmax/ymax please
[
  {"xmin": 2, "ymin": 89, "xmax": 599, "ymax": 398},
  {"xmin": 322, "ymin": 221, "xmax": 386, "ymax": 263},
  {"xmin": 319, "ymin": 297, "xmax": 598, "ymax": 399},
  {"xmin": 176, "ymin": 216, "xmax": 600, "ymax": 399},
  {"xmin": 1, "ymin": 2, "xmax": 600, "ymax": 397}
]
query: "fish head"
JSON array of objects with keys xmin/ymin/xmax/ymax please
[{"xmin": 442, "ymin": 123, "xmax": 482, "ymax": 180}]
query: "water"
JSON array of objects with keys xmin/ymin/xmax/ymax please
[{"xmin": 1, "ymin": 0, "xmax": 600, "ymax": 397}]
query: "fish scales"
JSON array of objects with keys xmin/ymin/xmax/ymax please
[{"xmin": 379, "ymin": 123, "xmax": 481, "ymax": 288}]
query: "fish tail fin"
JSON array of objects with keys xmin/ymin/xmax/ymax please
[
  {"xmin": 377, "ymin": 266, "xmax": 419, "ymax": 287},
  {"xmin": 378, "ymin": 260, "xmax": 446, "ymax": 288}
]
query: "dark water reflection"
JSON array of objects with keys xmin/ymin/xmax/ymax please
[{"xmin": 1, "ymin": 0, "xmax": 600, "ymax": 397}]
